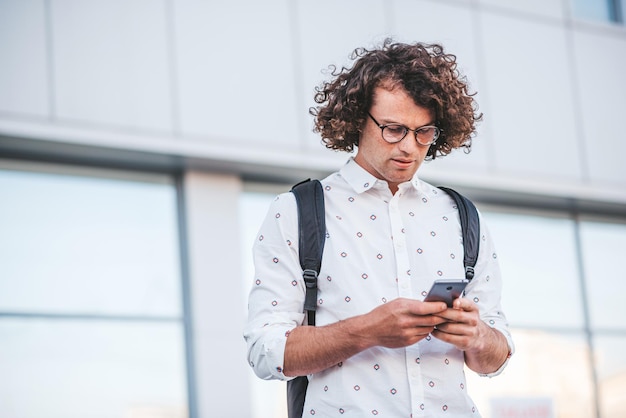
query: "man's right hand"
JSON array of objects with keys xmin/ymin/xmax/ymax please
[
  {"xmin": 283, "ymin": 298, "xmax": 448, "ymax": 377},
  {"xmin": 359, "ymin": 297, "xmax": 449, "ymax": 348}
]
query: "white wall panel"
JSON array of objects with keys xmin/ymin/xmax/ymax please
[
  {"xmin": 174, "ymin": 0, "xmax": 298, "ymax": 147},
  {"xmin": 51, "ymin": 0, "xmax": 172, "ymax": 131},
  {"xmin": 572, "ymin": 30, "xmax": 626, "ymax": 186},
  {"xmin": 478, "ymin": 0, "xmax": 564, "ymax": 19},
  {"xmin": 0, "ymin": 0, "xmax": 49, "ymax": 117},
  {"xmin": 391, "ymin": 0, "xmax": 492, "ymax": 177},
  {"xmin": 480, "ymin": 12, "xmax": 583, "ymax": 181},
  {"xmin": 183, "ymin": 171, "xmax": 251, "ymax": 418},
  {"xmin": 296, "ymin": 0, "xmax": 389, "ymax": 153}
]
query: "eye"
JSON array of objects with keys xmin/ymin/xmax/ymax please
[
  {"xmin": 416, "ymin": 126, "xmax": 440, "ymax": 141},
  {"xmin": 384, "ymin": 124, "xmax": 407, "ymax": 138}
]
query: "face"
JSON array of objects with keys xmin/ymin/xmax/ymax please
[{"xmin": 354, "ymin": 86, "xmax": 435, "ymax": 194}]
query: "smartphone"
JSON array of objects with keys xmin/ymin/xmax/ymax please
[{"xmin": 423, "ymin": 279, "xmax": 469, "ymax": 307}]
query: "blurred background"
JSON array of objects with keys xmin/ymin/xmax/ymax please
[{"xmin": 1, "ymin": 0, "xmax": 625, "ymax": 417}]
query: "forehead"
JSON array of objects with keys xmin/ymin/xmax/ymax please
[{"xmin": 370, "ymin": 86, "xmax": 434, "ymax": 123}]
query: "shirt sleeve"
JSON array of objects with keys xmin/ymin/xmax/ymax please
[
  {"xmin": 465, "ymin": 210, "xmax": 515, "ymax": 378},
  {"xmin": 243, "ymin": 192, "xmax": 307, "ymax": 381}
]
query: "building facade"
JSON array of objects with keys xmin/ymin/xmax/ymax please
[{"xmin": 1, "ymin": 0, "xmax": 625, "ymax": 417}]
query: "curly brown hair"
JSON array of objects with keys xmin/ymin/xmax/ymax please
[{"xmin": 310, "ymin": 39, "xmax": 482, "ymax": 159}]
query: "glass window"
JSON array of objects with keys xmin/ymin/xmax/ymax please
[
  {"xmin": 570, "ymin": 0, "xmax": 613, "ymax": 22},
  {"xmin": 240, "ymin": 189, "xmax": 289, "ymax": 418},
  {"xmin": 0, "ymin": 165, "xmax": 182, "ymax": 317},
  {"xmin": 579, "ymin": 219, "xmax": 626, "ymax": 330},
  {"xmin": 580, "ymin": 219, "xmax": 626, "ymax": 418},
  {"xmin": 593, "ymin": 334, "xmax": 626, "ymax": 417},
  {"xmin": 0, "ymin": 162, "xmax": 188, "ymax": 417},
  {"xmin": 0, "ymin": 318, "xmax": 188, "ymax": 417},
  {"xmin": 481, "ymin": 210, "xmax": 585, "ymax": 329},
  {"xmin": 470, "ymin": 209, "xmax": 595, "ymax": 417},
  {"xmin": 467, "ymin": 329, "xmax": 595, "ymax": 418}
]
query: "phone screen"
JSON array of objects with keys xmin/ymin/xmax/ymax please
[{"xmin": 423, "ymin": 279, "xmax": 469, "ymax": 307}]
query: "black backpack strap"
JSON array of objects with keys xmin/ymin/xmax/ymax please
[
  {"xmin": 287, "ymin": 179, "xmax": 325, "ymax": 418},
  {"xmin": 290, "ymin": 179, "xmax": 326, "ymax": 326},
  {"xmin": 438, "ymin": 187, "xmax": 480, "ymax": 281}
]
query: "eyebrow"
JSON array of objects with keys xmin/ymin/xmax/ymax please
[{"xmin": 369, "ymin": 113, "xmax": 436, "ymax": 129}]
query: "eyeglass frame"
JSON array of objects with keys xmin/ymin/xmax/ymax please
[{"xmin": 367, "ymin": 112, "xmax": 441, "ymax": 146}]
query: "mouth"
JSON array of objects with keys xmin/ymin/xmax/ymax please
[{"xmin": 391, "ymin": 158, "xmax": 415, "ymax": 169}]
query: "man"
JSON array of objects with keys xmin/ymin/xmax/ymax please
[{"xmin": 244, "ymin": 39, "xmax": 513, "ymax": 417}]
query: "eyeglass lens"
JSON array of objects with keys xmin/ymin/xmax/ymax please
[{"xmin": 382, "ymin": 124, "xmax": 439, "ymax": 145}]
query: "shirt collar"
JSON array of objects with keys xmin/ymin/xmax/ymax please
[{"xmin": 339, "ymin": 157, "xmax": 434, "ymax": 196}]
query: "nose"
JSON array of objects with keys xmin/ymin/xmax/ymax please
[{"xmin": 396, "ymin": 134, "xmax": 421, "ymax": 154}]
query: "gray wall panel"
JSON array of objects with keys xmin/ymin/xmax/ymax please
[
  {"xmin": 480, "ymin": 11, "xmax": 584, "ymax": 182},
  {"xmin": 296, "ymin": 0, "xmax": 388, "ymax": 152},
  {"xmin": 0, "ymin": 0, "xmax": 49, "ymax": 117},
  {"xmin": 573, "ymin": 29, "xmax": 626, "ymax": 186},
  {"xmin": 174, "ymin": 0, "xmax": 298, "ymax": 147},
  {"xmin": 478, "ymin": 0, "xmax": 565, "ymax": 19},
  {"xmin": 392, "ymin": 0, "xmax": 492, "ymax": 176},
  {"xmin": 51, "ymin": 0, "xmax": 173, "ymax": 131},
  {"xmin": 0, "ymin": 0, "xmax": 625, "ymax": 204}
]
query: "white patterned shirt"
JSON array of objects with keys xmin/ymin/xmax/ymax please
[{"xmin": 244, "ymin": 158, "xmax": 513, "ymax": 417}]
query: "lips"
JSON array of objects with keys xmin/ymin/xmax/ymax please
[{"xmin": 391, "ymin": 158, "xmax": 414, "ymax": 169}]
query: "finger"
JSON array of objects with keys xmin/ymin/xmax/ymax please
[
  {"xmin": 414, "ymin": 301, "xmax": 448, "ymax": 315},
  {"xmin": 435, "ymin": 322, "xmax": 466, "ymax": 335},
  {"xmin": 453, "ymin": 297, "xmax": 477, "ymax": 312}
]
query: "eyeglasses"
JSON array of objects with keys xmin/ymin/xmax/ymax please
[{"xmin": 368, "ymin": 112, "xmax": 441, "ymax": 146}]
